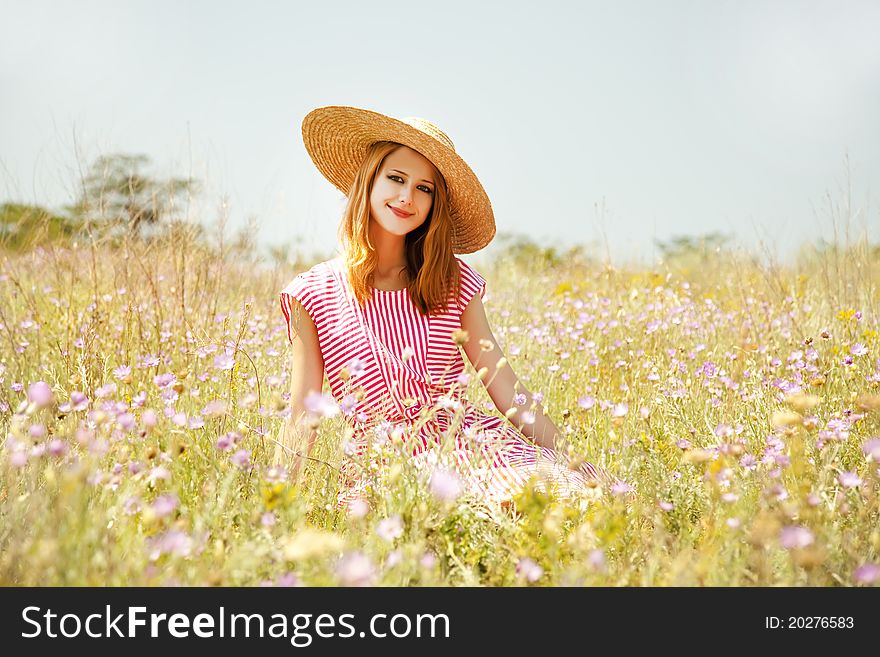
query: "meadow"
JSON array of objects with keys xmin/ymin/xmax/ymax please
[{"xmin": 1, "ymin": 222, "xmax": 878, "ymax": 586}]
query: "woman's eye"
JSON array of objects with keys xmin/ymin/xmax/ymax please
[{"xmin": 388, "ymin": 175, "xmax": 432, "ymax": 194}]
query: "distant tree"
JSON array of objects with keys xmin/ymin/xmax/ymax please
[
  {"xmin": 67, "ymin": 153, "xmax": 199, "ymax": 236},
  {"xmin": 494, "ymin": 231, "xmax": 563, "ymax": 268},
  {"xmin": 0, "ymin": 203, "xmax": 77, "ymax": 251},
  {"xmin": 654, "ymin": 232, "xmax": 732, "ymax": 261}
]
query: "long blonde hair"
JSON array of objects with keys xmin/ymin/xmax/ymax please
[{"xmin": 338, "ymin": 141, "xmax": 460, "ymax": 315}]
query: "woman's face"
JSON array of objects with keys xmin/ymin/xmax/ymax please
[{"xmin": 369, "ymin": 145, "xmax": 436, "ymax": 240}]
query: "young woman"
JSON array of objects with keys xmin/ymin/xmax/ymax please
[{"xmin": 277, "ymin": 106, "xmax": 615, "ymax": 508}]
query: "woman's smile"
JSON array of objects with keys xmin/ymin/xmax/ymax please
[{"xmin": 389, "ymin": 205, "xmax": 414, "ymax": 218}]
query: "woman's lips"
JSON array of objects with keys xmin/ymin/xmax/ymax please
[{"xmin": 390, "ymin": 206, "xmax": 413, "ymax": 218}]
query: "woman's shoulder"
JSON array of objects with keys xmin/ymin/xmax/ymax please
[
  {"xmin": 453, "ymin": 256, "xmax": 486, "ymax": 284},
  {"xmin": 452, "ymin": 256, "xmax": 487, "ymax": 309}
]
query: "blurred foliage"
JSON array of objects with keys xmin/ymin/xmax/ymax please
[
  {"xmin": 654, "ymin": 232, "xmax": 733, "ymax": 263},
  {"xmin": 0, "ymin": 203, "xmax": 78, "ymax": 251},
  {"xmin": 492, "ymin": 231, "xmax": 597, "ymax": 273},
  {"xmin": 1, "ymin": 201, "xmax": 880, "ymax": 586},
  {"xmin": 66, "ymin": 153, "xmax": 199, "ymax": 237}
]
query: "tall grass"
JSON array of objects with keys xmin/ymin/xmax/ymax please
[{"xmin": 1, "ymin": 215, "xmax": 878, "ymax": 586}]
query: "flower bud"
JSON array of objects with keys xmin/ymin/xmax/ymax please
[{"xmin": 451, "ymin": 329, "xmax": 469, "ymax": 346}]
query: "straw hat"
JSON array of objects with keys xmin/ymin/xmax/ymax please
[{"xmin": 301, "ymin": 105, "xmax": 495, "ymax": 254}]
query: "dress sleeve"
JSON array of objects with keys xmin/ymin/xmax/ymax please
[
  {"xmin": 455, "ymin": 257, "xmax": 487, "ymax": 313},
  {"xmin": 280, "ymin": 272, "xmax": 315, "ymax": 345}
]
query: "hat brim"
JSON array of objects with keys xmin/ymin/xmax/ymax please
[{"xmin": 301, "ymin": 105, "xmax": 495, "ymax": 254}]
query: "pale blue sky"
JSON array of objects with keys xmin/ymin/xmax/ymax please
[{"xmin": 2, "ymin": 0, "xmax": 879, "ymax": 265}]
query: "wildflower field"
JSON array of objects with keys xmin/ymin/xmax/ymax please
[{"xmin": 2, "ymin": 226, "xmax": 879, "ymax": 586}]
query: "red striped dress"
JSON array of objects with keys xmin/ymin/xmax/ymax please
[{"xmin": 280, "ymin": 255, "xmax": 612, "ymax": 507}]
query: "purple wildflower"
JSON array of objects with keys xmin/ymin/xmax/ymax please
[
  {"xmin": 47, "ymin": 439, "xmax": 67, "ymax": 457},
  {"xmin": 153, "ymin": 373, "xmax": 176, "ymax": 389},
  {"xmin": 216, "ymin": 432, "xmax": 239, "ymax": 451},
  {"xmin": 147, "ymin": 529, "xmax": 193, "ymax": 561},
  {"xmin": 577, "ymin": 395, "xmax": 596, "ymax": 410},
  {"xmin": 340, "ymin": 393, "xmax": 357, "ymax": 416},
  {"xmin": 230, "ymin": 449, "xmax": 251, "ymax": 470},
  {"xmin": 123, "ymin": 496, "xmax": 142, "ymax": 515},
  {"xmin": 780, "ymin": 525, "xmax": 814, "ymax": 550},
  {"xmin": 27, "ymin": 381, "xmax": 54, "ymax": 408},
  {"xmin": 385, "ymin": 550, "xmax": 402, "ymax": 569},
  {"xmin": 862, "ymin": 438, "xmax": 880, "ymax": 461},
  {"xmin": 262, "ymin": 466, "xmax": 288, "ymax": 485},
  {"xmin": 201, "ymin": 399, "xmax": 227, "ymax": 417},
  {"xmin": 420, "ymin": 552, "xmax": 437, "ymax": 569},
  {"xmin": 516, "ymin": 557, "xmax": 544, "ymax": 583},
  {"xmin": 429, "ymin": 468, "xmax": 463, "ymax": 502},
  {"xmin": 611, "ymin": 403, "xmax": 628, "ymax": 418},
  {"xmin": 714, "ymin": 423, "xmax": 734, "ymax": 438},
  {"xmin": 839, "ymin": 471, "xmax": 862, "ymax": 488},
  {"xmin": 347, "ymin": 498, "xmax": 369, "ymax": 519},
  {"xmin": 346, "ymin": 358, "xmax": 365, "ymax": 377},
  {"xmin": 277, "ymin": 572, "xmax": 302, "ymax": 587},
  {"xmin": 142, "ymin": 409, "xmax": 158, "ymax": 428},
  {"xmin": 147, "ymin": 466, "xmax": 170, "ymax": 484},
  {"xmin": 117, "ymin": 412, "xmax": 136, "ymax": 431},
  {"xmin": 94, "ymin": 382, "xmax": 117, "ymax": 399},
  {"xmin": 113, "ymin": 365, "xmax": 132, "ymax": 380},
  {"xmin": 213, "ymin": 353, "xmax": 235, "ymax": 371},
  {"xmin": 151, "ymin": 494, "xmax": 178, "ymax": 519},
  {"xmin": 587, "ymin": 548, "xmax": 607, "ymax": 573},
  {"xmin": 853, "ymin": 563, "xmax": 880, "ymax": 585},
  {"xmin": 304, "ymin": 391, "xmax": 339, "ymax": 418},
  {"xmin": 375, "ymin": 516, "xmax": 404, "ymax": 542},
  {"xmin": 335, "ymin": 552, "xmax": 376, "ymax": 586}
]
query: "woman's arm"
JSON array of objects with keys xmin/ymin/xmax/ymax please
[
  {"xmin": 275, "ymin": 295, "xmax": 325, "ymax": 482},
  {"xmin": 459, "ymin": 293, "xmax": 574, "ymax": 460}
]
